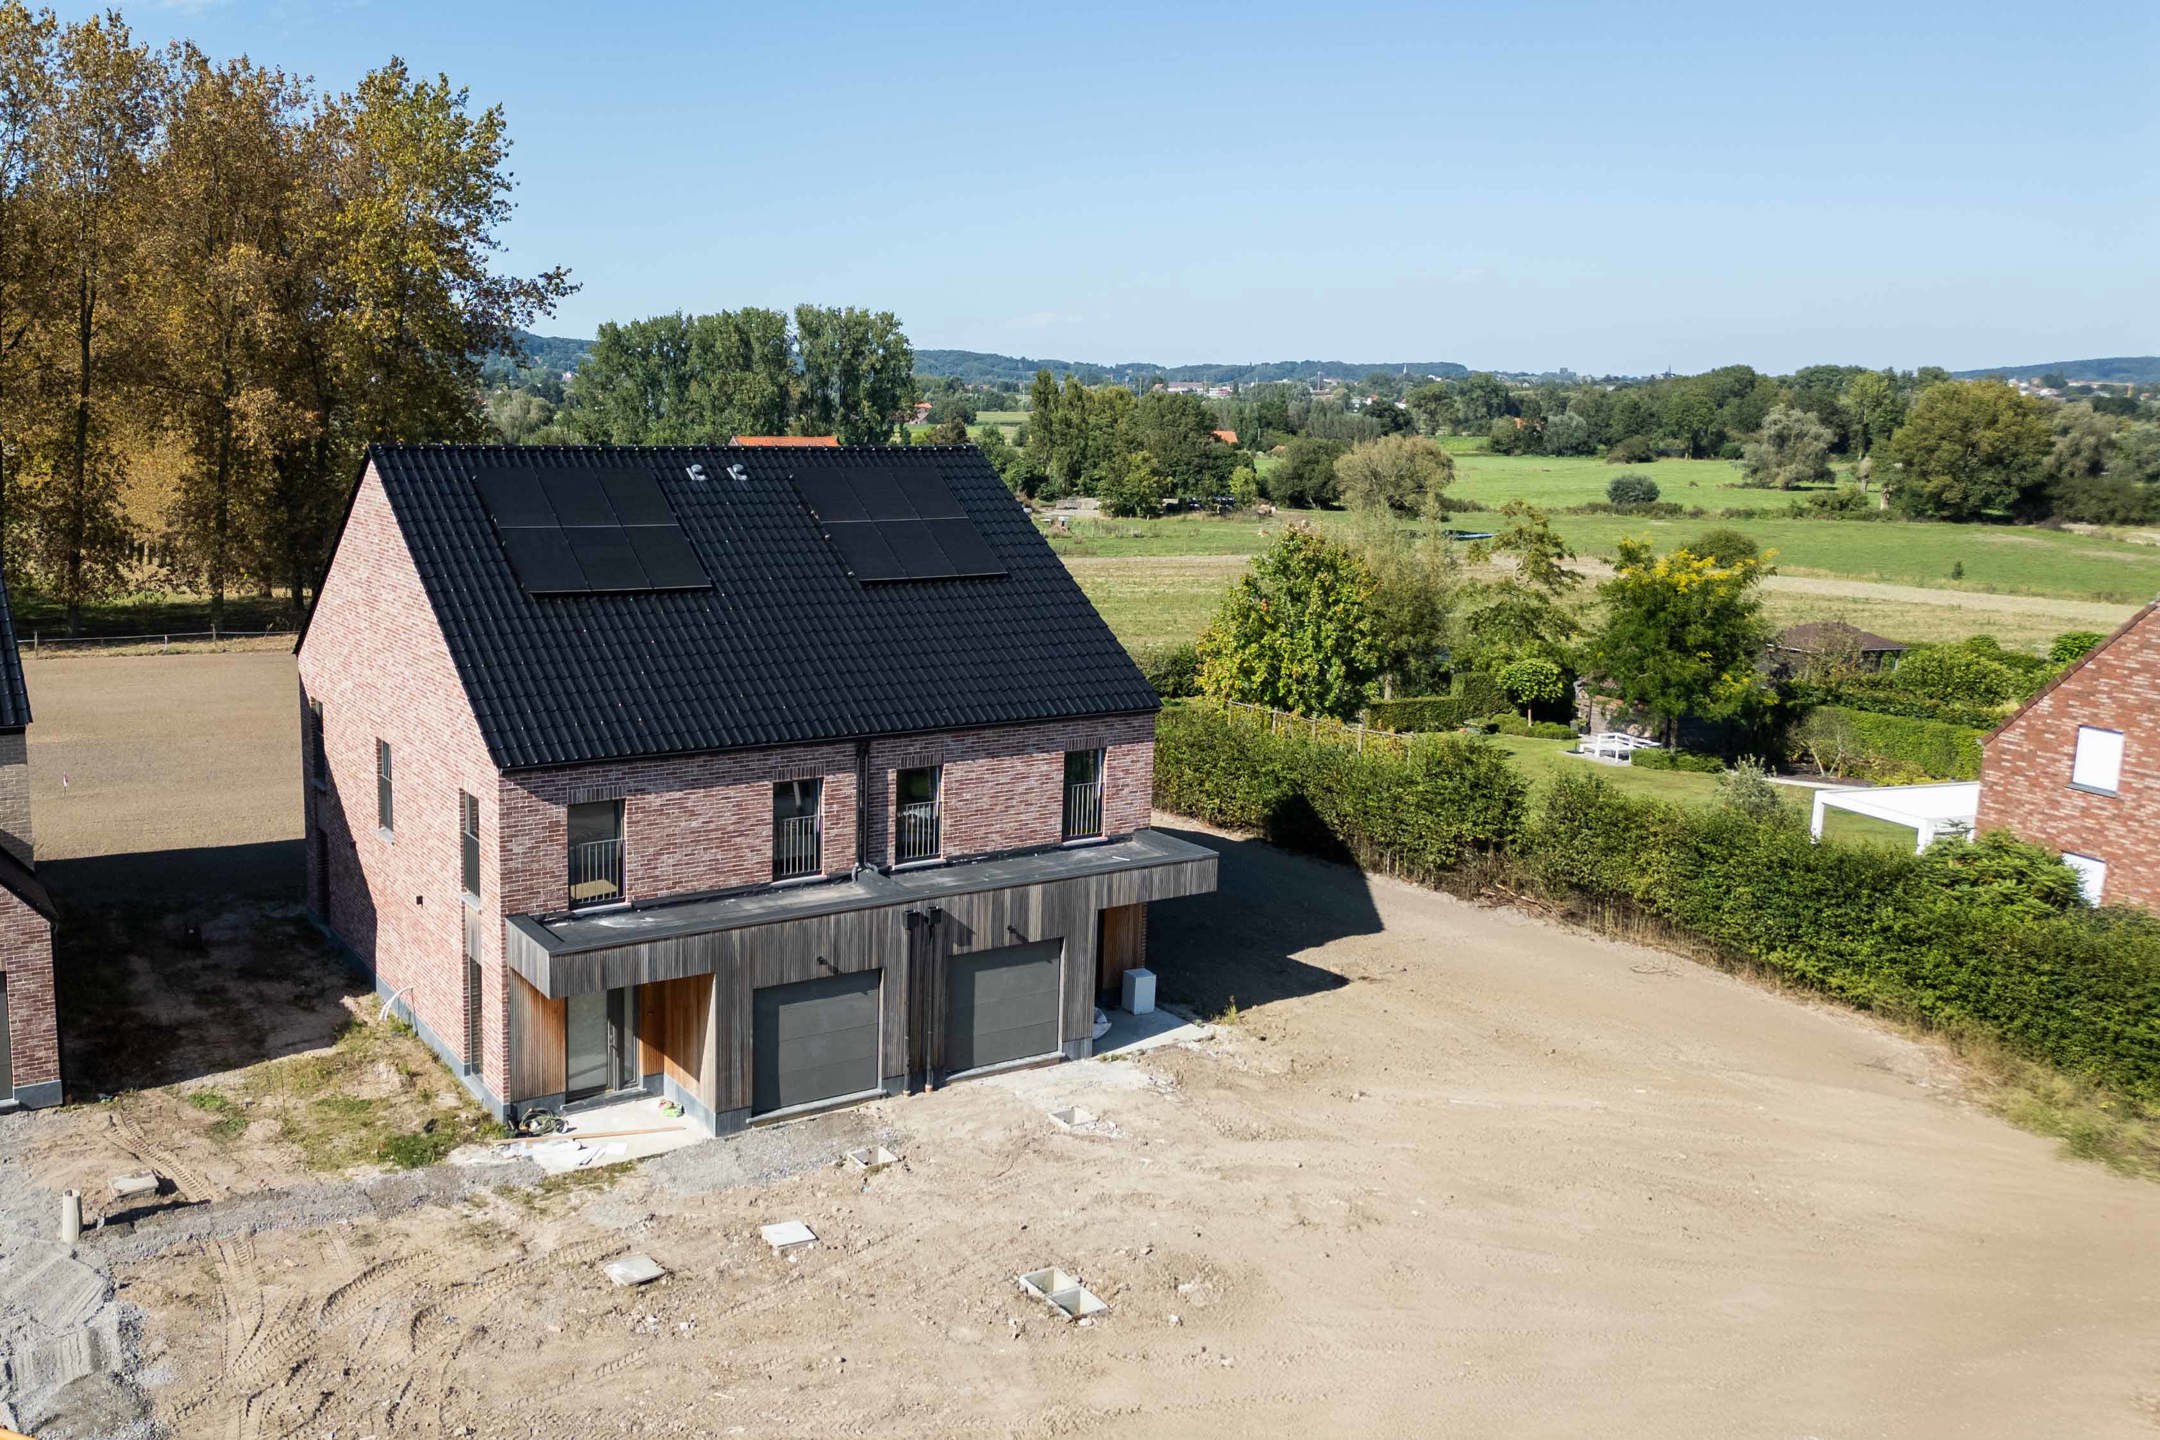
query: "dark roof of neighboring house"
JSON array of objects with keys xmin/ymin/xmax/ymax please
[
  {"xmin": 1983, "ymin": 598, "xmax": 2160, "ymax": 744},
  {"xmin": 0, "ymin": 567, "xmax": 30, "ymax": 731},
  {"xmin": 346, "ymin": 444, "xmax": 1157, "ymax": 772},
  {"xmin": 1774, "ymin": 620, "xmax": 1907, "ymax": 655}
]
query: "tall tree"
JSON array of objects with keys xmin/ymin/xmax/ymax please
[
  {"xmin": 26, "ymin": 11, "xmax": 158, "ymax": 632},
  {"xmin": 0, "ymin": 4, "xmax": 53, "ymax": 571},
  {"xmin": 1590, "ymin": 539, "xmax": 1773, "ymax": 746},
  {"xmin": 1197, "ymin": 525, "xmax": 1380, "ymax": 719},
  {"xmin": 1457, "ymin": 500, "xmax": 1580, "ymax": 673},
  {"xmin": 792, "ymin": 303, "xmax": 914, "ymax": 443},
  {"xmin": 1839, "ymin": 368, "xmax": 1901, "ymax": 459},
  {"xmin": 1885, "ymin": 380, "xmax": 2052, "ymax": 521},
  {"xmin": 1740, "ymin": 403, "xmax": 1835, "ymax": 489}
]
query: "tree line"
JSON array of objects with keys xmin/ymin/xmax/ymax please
[{"xmin": 0, "ymin": 5, "xmax": 569, "ymax": 630}]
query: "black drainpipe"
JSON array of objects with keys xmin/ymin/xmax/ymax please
[{"xmin": 855, "ymin": 738, "xmax": 873, "ymax": 874}]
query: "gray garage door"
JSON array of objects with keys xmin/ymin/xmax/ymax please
[
  {"xmin": 752, "ymin": 970, "xmax": 881, "ymax": 1116},
  {"xmin": 946, "ymin": 941, "xmax": 1062, "ymax": 1075}
]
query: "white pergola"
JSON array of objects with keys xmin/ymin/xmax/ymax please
[{"xmin": 1808, "ymin": 781, "xmax": 1982, "ymax": 854}]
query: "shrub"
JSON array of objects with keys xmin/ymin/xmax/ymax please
[
  {"xmin": 1606, "ymin": 472, "xmax": 1661, "ymax": 507},
  {"xmin": 1497, "ymin": 656, "xmax": 1566, "ymax": 712},
  {"xmin": 1450, "ymin": 670, "xmax": 1506, "ymax": 715},
  {"xmin": 1606, "ymin": 435, "xmax": 1657, "ymax": 464},
  {"xmin": 1689, "ymin": 527, "xmax": 1760, "ymax": 566},
  {"xmin": 1367, "ymin": 695, "xmax": 1478, "ymax": 732},
  {"xmin": 1893, "ymin": 645, "xmax": 2019, "ymax": 707},
  {"xmin": 1153, "ymin": 703, "xmax": 1526, "ymax": 880},
  {"xmin": 1791, "ymin": 704, "xmax": 1983, "ymax": 780},
  {"xmin": 1794, "ymin": 485, "xmax": 1872, "ymax": 517},
  {"xmin": 1486, "ymin": 713, "xmax": 1576, "ymax": 739},
  {"xmin": 2050, "ymin": 631, "xmax": 2106, "ymax": 665},
  {"xmin": 1138, "ymin": 643, "xmax": 1200, "ymax": 699},
  {"xmin": 1628, "ymin": 748, "xmax": 1724, "ymax": 772}
]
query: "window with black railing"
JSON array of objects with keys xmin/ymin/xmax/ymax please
[
  {"xmin": 1063, "ymin": 748, "xmax": 1104, "ymax": 841},
  {"xmin": 567, "ymin": 799, "xmax": 624, "ymax": 908},
  {"xmin": 774, "ymin": 778, "xmax": 824, "ymax": 880},
  {"xmin": 376, "ymin": 739, "xmax": 394, "ymax": 834},
  {"xmin": 894, "ymin": 765, "xmax": 941, "ymax": 864}
]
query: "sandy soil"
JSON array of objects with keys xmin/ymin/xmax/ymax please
[{"xmin": 77, "ymin": 824, "xmax": 2159, "ymax": 1439}]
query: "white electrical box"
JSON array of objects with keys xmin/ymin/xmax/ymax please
[{"xmin": 1120, "ymin": 966, "xmax": 1156, "ymax": 1016}]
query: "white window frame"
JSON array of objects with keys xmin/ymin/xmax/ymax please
[
  {"xmin": 2062, "ymin": 852, "xmax": 2107, "ymax": 905},
  {"xmin": 2070, "ymin": 726, "xmax": 2124, "ymax": 794}
]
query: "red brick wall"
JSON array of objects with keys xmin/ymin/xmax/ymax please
[
  {"xmin": 302, "ymin": 463, "xmax": 1160, "ymax": 1109},
  {"xmin": 298, "ymin": 465, "xmax": 512, "ymax": 1101},
  {"xmin": 1977, "ymin": 611, "xmax": 2160, "ymax": 909},
  {"xmin": 1, "ymin": 886, "xmax": 56, "ymax": 1099}
]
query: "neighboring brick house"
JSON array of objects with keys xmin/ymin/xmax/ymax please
[
  {"xmin": 1977, "ymin": 599, "xmax": 2160, "ymax": 908},
  {"xmin": 298, "ymin": 444, "xmax": 1213, "ymax": 1133},
  {"xmin": 0, "ymin": 569, "xmax": 58, "ymax": 1112}
]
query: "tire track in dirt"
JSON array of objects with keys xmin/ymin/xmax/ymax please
[{"xmin": 111, "ymin": 1105, "xmax": 223, "ymax": 1202}]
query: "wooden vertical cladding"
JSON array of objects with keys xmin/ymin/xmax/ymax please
[
  {"xmin": 506, "ymin": 971, "xmax": 566, "ymax": 1101},
  {"xmin": 1097, "ymin": 903, "xmax": 1147, "ymax": 995},
  {"xmin": 637, "ymin": 975, "xmax": 711, "ymax": 1092}
]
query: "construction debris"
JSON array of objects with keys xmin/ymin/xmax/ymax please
[
  {"xmin": 1017, "ymin": 1267, "xmax": 1108, "ymax": 1320},
  {"xmin": 109, "ymin": 1172, "xmax": 160, "ymax": 1200},
  {"xmin": 844, "ymin": 1145, "xmax": 899, "ymax": 1172},
  {"xmin": 603, "ymin": 1253, "xmax": 666, "ymax": 1287},
  {"xmin": 1046, "ymin": 1107, "xmax": 1096, "ymax": 1131},
  {"xmin": 760, "ymin": 1220, "xmax": 817, "ymax": 1253}
]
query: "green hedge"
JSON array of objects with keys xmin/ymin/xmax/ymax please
[
  {"xmin": 1488, "ymin": 714, "xmax": 1577, "ymax": 740},
  {"xmin": 1155, "ymin": 703, "xmax": 2160, "ymax": 1103},
  {"xmin": 1819, "ymin": 705, "xmax": 1984, "ymax": 781},
  {"xmin": 1788, "ymin": 682, "xmax": 2002, "ymax": 730},
  {"xmin": 1154, "ymin": 704, "xmax": 1525, "ymax": 882},
  {"xmin": 1450, "ymin": 670, "xmax": 1505, "ymax": 714},
  {"xmin": 1629, "ymin": 748, "xmax": 1724, "ymax": 773},
  {"xmin": 1367, "ymin": 695, "xmax": 1479, "ymax": 732}
]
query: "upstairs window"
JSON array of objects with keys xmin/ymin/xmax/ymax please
[
  {"xmin": 1063, "ymin": 749, "xmax": 1104, "ymax": 841},
  {"xmin": 774, "ymin": 779, "xmax": 824, "ymax": 881},
  {"xmin": 894, "ymin": 766, "xmax": 942, "ymax": 864},
  {"xmin": 567, "ymin": 799, "xmax": 624, "ymax": 908},
  {"xmin": 459, "ymin": 791, "xmax": 481, "ymax": 899},
  {"xmin": 2071, "ymin": 726, "xmax": 2124, "ymax": 794},
  {"xmin": 375, "ymin": 740, "xmax": 394, "ymax": 834}
]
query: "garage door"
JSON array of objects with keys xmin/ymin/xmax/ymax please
[
  {"xmin": 752, "ymin": 971, "xmax": 881, "ymax": 1116},
  {"xmin": 946, "ymin": 941, "xmax": 1062, "ymax": 1075}
]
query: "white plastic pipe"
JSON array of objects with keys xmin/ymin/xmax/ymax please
[{"xmin": 59, "ymin": 1189, "xmax": 82, "ymax": 1246}]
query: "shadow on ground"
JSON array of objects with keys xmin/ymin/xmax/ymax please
[
  {"xmin": 1146, "ymin": 824, "xmax": 1376, "ymax": 1018},
  {"xmin": 46, "ymin": 839, "xmax": 364, "ymax": 1095}
]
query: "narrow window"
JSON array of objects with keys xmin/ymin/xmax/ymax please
[
  {"xmin": 459, "ymin": 791, "xmax": 481, "ymax": 899},
  {"xmin": 567, "ymin": 799, "xmax": 624, "ymax": 908},
  {"xmin": 1063, "ymin": 749, "xmax": 1104, "ymax": 841},
  {"xmin": 773, "ymin": 779, "xmax": 824, "ymax": 880},
  {"xmin": 307, "ymin": 700, "xmax": 327, "ymax": 788},
  {"xmin": 375, "ymin": 739, "xmax": 394, "ymax": 834},
  {"xmin": 462, "ymin": 906, "xmax": 484, "ymax": 1075},
  {"xmin": 895, "ymin": 766, "xmax": 941, "ymax": 864},
  {"xmin": 2071, "ymin": 726, "xmax": 2124, "ymax": 794}
]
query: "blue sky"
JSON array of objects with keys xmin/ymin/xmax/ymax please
[{"xmin": 84, "ymin": 0, "xmax": 2159, "ymax": 374}]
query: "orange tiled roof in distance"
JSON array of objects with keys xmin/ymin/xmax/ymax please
[
  {"xmin": 1212, "ymin": 428, "xmax": 1238, "ymax": 444},
  {"xmin": 731, "ymin": 435, "xmax": 839, "ymax": 447}
]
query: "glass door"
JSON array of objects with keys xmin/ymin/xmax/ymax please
[{"xmin": 565, "ymin": 986, "xmax": 638, "ymax": 1102}]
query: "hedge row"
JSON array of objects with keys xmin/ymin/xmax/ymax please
[
  {"xmin": 1630, "ymin": 748, "xmax": 1723, "ymax": 772},
  {"xmin": 1788, "ymin": 681, "xmax": 2003, "ymax": 730},
  {"xmin": 1821, "ymin": 705, "xmax": 1985, "ymax": 781},
  {"xmin": 1367, "ymin": 695, "xmax": 1481, "ymax": 732},
  {"xmin": 1153, "ymin": 703, "xmax": 1525, "ymax": 883},
  {"xmin": 1157, "ymin": 702, "xmax": 2160, "ymax": 1102}
]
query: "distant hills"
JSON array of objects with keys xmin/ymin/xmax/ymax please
[
  {"xmin": 911, "ymin": 350, "xmax": 1471, "ymax": 389},
  {"xmin": 1952, "ymin": 356, "xmax": 2160, "ymax": 384},
  {"xmin": 487, "ymin": 332, "xmax": 2158, "ymax": 391}
]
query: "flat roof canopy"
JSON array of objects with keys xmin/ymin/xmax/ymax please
[
  {"xmin": 504, "ymin": 829, "xmax": 1220, "ymax": 997},
  {"xmin": 1809, "ymin": 781, "xmax": 1980, "ymax": 855}
]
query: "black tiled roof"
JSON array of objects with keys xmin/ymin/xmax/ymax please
[
  {"xmin": 359, "ymin": 444, "xmax": 1157, "ymax": 771},
  {"xmin": 0, "ymin": 567, "xmax": 29, "ymax": 731}
]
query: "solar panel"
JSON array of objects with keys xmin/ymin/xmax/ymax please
[
  {"xmin": 784, "ymin": 462, "xmax": 1007, "ymax": 585},
  {"xmin": 498, "ymin": 527, "xmax": 588, "ymax": 594},
  {"xmin": 472, "ymin": 463, "xmax": 712, "ymax": 597}
]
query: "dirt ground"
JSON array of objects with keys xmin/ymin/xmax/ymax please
[
  {"xmin": 13, "ymin": 652, "xmax": 2160, "ymax": 1438},
  {"xmin": 40, "ymin": 831, "xmax": 2151, "ymax": 1438}
]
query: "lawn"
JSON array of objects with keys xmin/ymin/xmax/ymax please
[{"xmin": 1451, "ymin": 452, "xmax": 1755, "ymax": 510}]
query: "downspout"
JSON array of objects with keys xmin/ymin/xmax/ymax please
[{"xmin": 855, "ymin": 739, "xmax": 873, "ymax": 874}]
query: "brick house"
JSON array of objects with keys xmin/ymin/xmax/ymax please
[
  {"xmin": 1976, "ymin": 599, "xmax": 2160, "ymax": 907},
  {"xmin": 0, "ymin": 570, "xmax": 58, "ymax": 1112},
  {"xmin": 297, "ymin": 444, "xmax": 1213, "ymax": 1133}
]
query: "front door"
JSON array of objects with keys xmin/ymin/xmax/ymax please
[{"xmin": 565, "ymin": 986, "xmax": 638, "ymax": 1102}]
